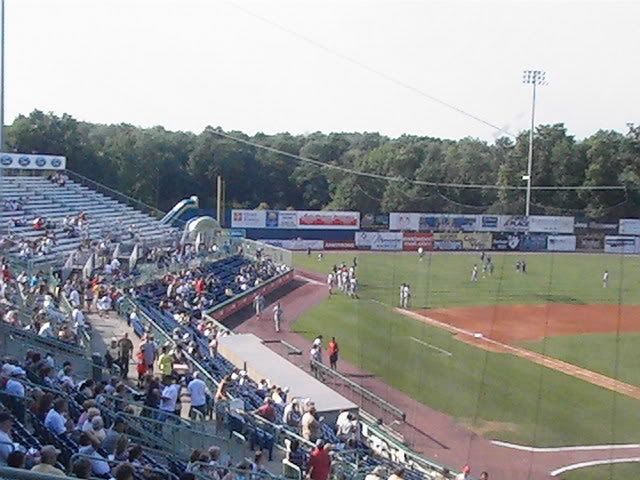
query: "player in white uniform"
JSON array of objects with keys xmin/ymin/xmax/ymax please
[
  {"xmin": 471, "ymin": 265, "xmax": 479, "ymax": 282},
  {"xmin": 273, "ymin": 302, "xmax": 283, "ymax": 332},
  {"xmin": 418, "ymin": 246, "xmax": 424, "ymax": 261},
  {"xmin": 253, "ymin": 294, "xmax": 264, "ymax": 318},
  {"xmin": 327, "ymin": 272, "xmax": 334, "ymax": 295},
  {"xmin": 603, "ymin": 270, "xmax": 609, "ymax": 288}
]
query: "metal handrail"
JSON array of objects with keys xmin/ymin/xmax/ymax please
[
  {"xmin": 192, "ymin": 461, "xmax": 285, "ymax": 480},
  {"xmin": 0, "ymin": 465, "xmax": 104, "ymax": 480},
  {"xmin": 69, "ymin": 452, "xmax": 180, "ymax": 480},
  {"xmin": 310, "ymin": 360, "xmax": 405, "ymax": 421}
]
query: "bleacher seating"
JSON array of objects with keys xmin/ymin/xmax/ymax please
[{"xmin": 0, "ymin": 174, "xmax": 178, "ymax": 265}]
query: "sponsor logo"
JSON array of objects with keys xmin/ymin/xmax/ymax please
[
  {"xmin": 0, "ymin": 155, "xmax": 12, "ymax": 166},
  {"xmin": 482, "ymin": 216, "xmax": 498, "ymax": 228},
  {"xmin": 51, "ymin": 158, "xmax": 63, "ymax": 168},
  {"xmin": 35, "ymin": 157, "xmax": 47, "ymax": 167},
  {"xmin": 18, "ymin": 156, "xmax": 31, "ymax": 167}
]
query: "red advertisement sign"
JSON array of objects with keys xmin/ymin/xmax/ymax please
[
  {"xmin": 402, "ymin": 232, "xmax": 434, "ymax": 251},
  {"xmin": 297, "ymin": 211, "xmax": 360, "ymax": 229},
  {"xmin": 324, "ymin": 240, "xmax": 357, "ymax": 250},
  {"xmin": 210, "ymin": 270, "xmax": 294, "ymax": 321}
]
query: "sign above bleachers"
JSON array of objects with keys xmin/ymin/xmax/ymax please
[
  {"xmin": 0, "ymin": 152, "xmax": 66, "ymax": 170},
  {"xmin": 231, "ymin": 209, "xmax": 360, "ymax": 229}
]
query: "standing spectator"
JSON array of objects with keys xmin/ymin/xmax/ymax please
[
  {"xmin": 158, "ymin": 346, "xmax": 174, "ymax": 377},
  {"xmin": 286, "ymin": 439, "xmax": 305, "ymax": 473},
  {"xmin": 159, "ymin": 376, "xmax": 180, "ymax": 421},
  {"xmin": 301, "ymin": 404, "xmax": 320, "ymax": 442},
  {"xmin": 117, "ymin": 333, "xmax": 134, "ymax": 379},
  {"xmin": 187, "ymin": 372, "xmax": 210, "ymax": 419},
  {"xmin": 140, "ymin": 335, "xmax": 157, "ymax": 374},
  {"xmin": 307, "ymin": 439, "xmax": 331, "ymax": 480},
  {"xmin": 254, "ymin": 398, "xmax": 276, "ymax": 423},
  {"xmin": 327, "ymin": 337, "xmax": 339, "ymax": 370}
]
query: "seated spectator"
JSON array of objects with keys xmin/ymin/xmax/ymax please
[
  {"xmin": 283, "ymin": 399, "xmax": 300, "ymax": 428},
  {"xmin": 254, "ymin": 397, "xmax": 276, "ymax": 423},
  {"xmin": 102, "ymin": 416, "xmax": 127, "ymax": 455},
  {"xmin": 6, "ymin": 450, "xmax": 26, "ymax": 469},
  {"xmin": 78, "ymin": 432, "xmax": 110, "ymax": 476},
  {"xmin": 71, "ymin": 458, "xmax": 92, "ymax": 479},
  {"xmin": 0, "ymin": 412, "xmax": 19, "ymax": 463},
  {"xmin": 364, "ymin": 466, "xmax": 386, "ymax": 480},
  {"xmin": 44, "ymin": 398, "xmax": 70, "ymax": 435},
  {"xmin": 31, "ymin": 445, "xmax": 65, "ymax": 476},
  {"xmin": 113, "ymin": 462, "xmax": 135, "ymax": 480}
]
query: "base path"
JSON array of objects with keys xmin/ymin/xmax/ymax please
[{"xmin": 227, "ymin": 271, "xmax": 640, "ymax": 480}]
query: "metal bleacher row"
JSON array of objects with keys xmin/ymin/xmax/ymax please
[{"xmin": 0, "ymin": 173, "xmax": 178, "ymax": 266}]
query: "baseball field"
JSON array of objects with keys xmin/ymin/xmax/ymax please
[{"xmin": 292, "ymin": 251, "xmax": 640, "ymax": 453}]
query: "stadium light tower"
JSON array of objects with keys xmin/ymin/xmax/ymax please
[{"xmin": 522, "ymin": 69, "xmax": 546, "ymax": 217}]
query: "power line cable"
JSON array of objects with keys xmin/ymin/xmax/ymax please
[
  {"xmin": 223, "ymin": 0, "xmax": 516, "ymax": 138},
  {"xmin": 211, "ymin": 129, "xmax": 628, "ymax": 192}
]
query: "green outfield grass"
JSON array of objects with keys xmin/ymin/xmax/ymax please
[
  {"xmin": 292, "ymin": 251, "xmax": 640, "ymax": 450},
  {"xmin": 561, "ymin": 463, "xmax": 640, "ymax": 480},
  {"xmin": 294, "ymin": 251, "xmax": 640, "ymax": 308}
]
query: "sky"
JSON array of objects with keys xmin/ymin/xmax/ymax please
[{"xmin": 6, "ymin": 0, "xmax": 640, "ymax": 142}]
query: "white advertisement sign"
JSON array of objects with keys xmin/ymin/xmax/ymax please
[
  {"xmin": 263, "ymin": 239, "xmax": 324, "ymax": 250},
  {"xmin": 296, "ymin": 211, "xmax": 360, "ymax": 229},
  {"xmin": 0, "ymin": 152, "xmax": 66, "ymax": 170},
  {"xmin": 529, "ymin": 216, "xmax": 575, "ymax": 234},
  {"xmin": 619, "ymin": 219, "xmax": 640, "ymax": 235},
  {"xmin": 355, "ymin": 231, "xmax": 403, "ymax": 250},
  {"xmin": 389, "ymin": 213, "xmax": 420, "ymax": 231},
  {"xmin": 604, "ymin": 236, "xmax": 637, "ymax": 254},
  {"xmin": 547, "ymin": 235, "xmax": 576, "ymax": 252},
  {"xmin": 231, "ymin": 210, "xmax": 266, "ymax": 228}
]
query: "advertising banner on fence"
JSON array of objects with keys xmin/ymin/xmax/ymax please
[
  {"xmin": 604, "ymin": 236, "xmax": 637, "ymax": 254},
  {"xmin": 297, "ymin": 211, "xmax": 360, "ymax": 229},
  {"xmin": 522, "ymin": 234, "xmax": 548, "ymax": 251},
  {"xmin": 619, "ymin": 219, "xmax": 640, "ymax": 235},
  {"xmin": 232, "ymin": 210, "xmax": 267, "ymax": 228},
  {"xmin": 264, "ymin": 210, "xmax": 298, "ymax": 229},
  {"xmin": 361, "ymin": 213, "xmax": 390, "ymax": 230},
  {"xmin": 355, "ymin": 231, "xmax": 403, "ymax": 250},
  {"xmin": 389, "ymin": 213, "xmax": 419, "ymax": 231},
  {"xmin": 324, "ymin": 240, "xmax": 357, "ymax": 250},
  {"xmin": 433, "ymin": 233, "xmax": 463, "ymax": 251},
  {"xmin": 402, "ymin": 232, "xmax": 434, "ymax": 251},
  {"xmin": 478, "ymin": 215, "xmax": 500, "ymax": 231},
  {"xmin": 547, "ymin": 235, "xmax": 577, "ymax": 252},
  {"xmin": 577, "ymin": 234, "xmax": 604, "ymax": 251},
  {"xmin": 500, "ymin": 215, "xmax": 530, "ymax": 232},
  {"xmin": 529, "ymin": 216, "xmax": 575, "ymax": 234},
  {"xmin": 492, "ymin": 233, "xmax": 523, "ymax": 251},
  {"xmin": 0, "ymin": 152, "xmax": 66, "ymax": 170},
  {"xmin": 263, "ymin": 239, "xmax": 324, "ymax": 250}
]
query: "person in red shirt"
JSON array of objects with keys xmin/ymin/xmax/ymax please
[
  {"xmin": 327, "ymin": 337, "xmax": 339, "ymax": 370},
  {"xmin": 308, "ymin": 439, "xmax": 331, "ymax": 480},
  {"xmin": 254, "ymin": 398, "xmax": 276, "ymax": 423},
  {"xmin": 195, "ymin": 278, "xmax": 205, "ymax": 295}
]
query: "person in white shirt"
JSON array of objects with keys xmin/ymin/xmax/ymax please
[
  {"xmin": 38, "ymin": 321, "xmax": 54, "ymax": 338},
  {"xmin": 327, "ymin": 273, "xmax": 334, "ymax": 295},
  {"xmin": 5, "ymin": 370, "xmax": 25, "ymax": 398},
  {"xmin": 97, "ymin": 294, "xmax": 112, "ymax": 317},
  {"xmin": 160, "ymin": 377, "xmax": 181, "ymax": 420},
  {"xmin": 44, "ymin": 399, "xmax": 69, "ymax": 435},
  {"xmin": 471, "ymin": 265, "xmax": 479, "ymax": 283},
  {"xmin": 273, "ymin": 302, "xmax": 283, "ymax": 333},
  {"xmin": 69, "ymin": 289, "xmax": 81, "ymax": 308},
  {"xmin": 187, "ymin": 372, "xmax": 210, "ymax": 419},
  {"xmin": 110, "ymin": 257, "xmax": 121, "ymax": 272},
  {"xmin": 603, "ymin": 270, "xmax": 609, "ymax": 288},
  {"xmin": 71, "ymin": 307, "xmax": 86, "ymax": 330}
]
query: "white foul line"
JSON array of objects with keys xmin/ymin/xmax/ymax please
[
  {"xmin": 409, "ymin": 336, "xmax": 453, "ymax": 356},
  {"xmin": 492, "ymin": 440, "xmax": 640, "ymax": 453},
  {"xmin": 295, "ymin": 274, "xmax": 325, "ymax": 286},
  {"xmin": 551, "ymin": 457, "xmax": 640, "ymax": 476}
]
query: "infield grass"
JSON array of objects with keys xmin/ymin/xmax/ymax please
[{"xmin": 292, "ymin": 251, "xmax": 640, "ymax": 447}]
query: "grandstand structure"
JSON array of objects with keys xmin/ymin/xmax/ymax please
[{"xmin": 0, "ymin": 160, "xmax": 457, "ymax": 480}]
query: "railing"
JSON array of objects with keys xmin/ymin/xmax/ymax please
[
  {"xmin": 310, "ymin": 360, "xmax": 405, "ymax": 421},
  {"xmin": 0, "ymin": 321, "xmax": 87, "ymax": 358},
  {"xmin": 237, "ymin": 238, "xmax": 293, "ymax": 267}
]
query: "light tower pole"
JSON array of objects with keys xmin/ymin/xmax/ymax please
[{"xmin": 522, "ymin": 69, "xmax": 546, "ymax": 217}]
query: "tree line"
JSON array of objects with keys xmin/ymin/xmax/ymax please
[{"xmin": 5, "ymin": 110, "xmax": 640, "ymax": 219}]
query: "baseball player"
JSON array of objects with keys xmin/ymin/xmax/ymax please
[
  {"xmin": 253, "ymin": 293, "xmax": 265, "ymax": 319},
  {"xmin": 471, "ymin": 265, "xmax": 479, "ymax": 282},
  {"xmin": 273, "ymin": 302, "xmax": 283, "ymax": 332},
  {"xmin": 418, "ymin": 246, "xmax": 424, "ymax": 261},
  {"xmin": 603, "ymin": 270, "xmax": 609, "ymax": 288}
]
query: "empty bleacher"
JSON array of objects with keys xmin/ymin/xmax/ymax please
[{"xmin": 1, "ymin": 173, "xmax": 178, "ymax": 266}]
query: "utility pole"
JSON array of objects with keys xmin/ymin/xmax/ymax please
[{"xmin": 216, "ymin": 175, "xmax": 223, "ymax": 226}]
